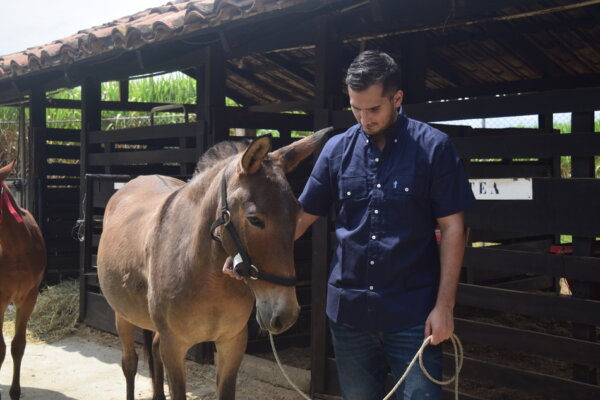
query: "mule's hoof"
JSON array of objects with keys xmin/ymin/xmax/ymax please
[{"xmin": 9, "ymin": 387, "xmax": 21, "ymax": 400}]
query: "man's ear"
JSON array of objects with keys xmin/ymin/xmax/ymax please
[
  {"xmin": 239, "ymin": 135, "xmax": 271, "ymax": 175},
  {"xmin": 393, "ymin": 90, "xmax": 404, "ymax": 109}
]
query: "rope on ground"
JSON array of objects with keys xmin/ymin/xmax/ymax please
[{"xmin": 269, "ymin": 332, "xmax": 464, "ymax": 400}]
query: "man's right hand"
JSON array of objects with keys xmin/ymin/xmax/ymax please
[{"xmin": 222, "ymin": 256, "xmax": 243, "ymax": 280}]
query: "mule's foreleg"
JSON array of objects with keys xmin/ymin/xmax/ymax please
[
  {"xmin": 150, "ymin": 332, "xmax": 166, "ymax": 400},
  {"xmin": 215, "ymin": 327, "xmax": 248, "ymax": 400},
  {"xmin": 0, "ymin": 301, "xmax": 8, "ymax": 378},
  {"xmin": 115, "ymin": 314, "xmax": 138, "ymax": 400},
  {"xmin": 9, "ymin": 291, "xmax": 37, "ymax": 400},
  {"xmin": 158, "ymin": 334, "xmax": 188, "ymax": 400}
]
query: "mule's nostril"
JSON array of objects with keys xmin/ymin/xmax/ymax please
[{"xmin": 271, "ymin": 315, "xmax": 283, "ymax": 331}]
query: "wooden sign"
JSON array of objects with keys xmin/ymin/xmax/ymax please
[{"xmin": 469, "ymin": 178, "xmax": 533, "ymax": 200}]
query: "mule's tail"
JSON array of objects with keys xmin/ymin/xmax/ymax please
[{"xmin": 143, "ymin": 329, "xmax": 155, "ymax": 378}]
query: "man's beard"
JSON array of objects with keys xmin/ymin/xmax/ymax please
[{"xmin": 363, "ymin": 113, "xmax": 397, "ymax": 137}]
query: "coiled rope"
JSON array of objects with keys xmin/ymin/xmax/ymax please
[{"xmin": 269, "ymin": 332, "xmax": 464, "ymax": 400}]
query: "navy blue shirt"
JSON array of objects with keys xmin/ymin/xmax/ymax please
[{"xmin": 299, "ymin": 108, "xmax": 476, "ymax": 332}]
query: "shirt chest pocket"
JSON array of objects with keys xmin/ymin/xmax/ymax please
[
  {"xmin": 338, "ymin": 176, "xmax": 368, "ymax": 200},
  {"xmin": 384, "ymin": 175, "xmax": 424, "ymax": 199}
]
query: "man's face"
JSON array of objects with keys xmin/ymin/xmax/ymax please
[{"xmin": 348, "ymin": 83, "xmax": 403, "ymax": 136}]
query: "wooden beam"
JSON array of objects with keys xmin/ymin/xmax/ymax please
[
  {"xmin": 465, "ymin": 178, "xmax": 600, "ymax": 238},
  {"xmin": 416, "ymin": 86, "xmax": 600, "ymax": 121},
  {"xmin": 426, "ymin": 73, "xmax": 600, "ymax": 101},
  {"xmin": 227, "ymin": 64, "xmax": 295, "ymax": 102},
  {"xmin": 311, "ymin": 14, "xmax": 343, "ymax": 397},
  {"xmin": 401, "ymin": 41, "xmax": 427, "ymax": 104},
  {"xmin": 455, "ymin": 318, "xmax": 600, "ymax": 367},
  {"xmin": 479, "ymin": 22, "xmax": 564, "ymax": 78},
  {"xmin": 570, "ymin": 110, "xmax": 597, "ymax": 385},
  {"xmin": 248, "ymin": 100, "xmax": 312, "ymax": 113},
  {"xmin": 457, "ymin": 284, "xmax": 600, "ymax": 326},
  {"xmin": 464, "ymin": 247, "xmax": 600, "ymax": 283},
  {"xmin": 28, "ymin": 88, "xmax": 46, "ymax": 222},
  {"xmin": 262, "ymin": 53, "xmax": 315, "ymax": 86},
  {"xmin": 79, "ymin": 76, "xmax": 101, "ymax": 322}
]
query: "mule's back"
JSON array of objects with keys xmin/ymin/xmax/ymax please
[{"xmin": 97, "ymin": 174, "xmax": 184, "ymax": 329}]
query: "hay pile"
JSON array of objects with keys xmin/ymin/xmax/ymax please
[{"xmin": 2, "ymin": 279, "xmax": 79, "ymax": 343}]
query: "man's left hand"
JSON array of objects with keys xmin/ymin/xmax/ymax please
[{"xmin": 424, "ymin": 305, "xmax": 454, "ymax": 345}]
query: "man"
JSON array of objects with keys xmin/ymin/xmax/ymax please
[{"xmin": 226, "ymin": 50, "xmax": 475, "ymax": 400}]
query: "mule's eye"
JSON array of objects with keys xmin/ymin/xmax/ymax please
[{"xmin": 247, "ymin": 216, "xmax": 265, "ymax": 229}]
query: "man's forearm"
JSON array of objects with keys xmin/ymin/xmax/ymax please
[{"xmin": 436, "ymin": 213, "xmax": 467, "ymax": 309}]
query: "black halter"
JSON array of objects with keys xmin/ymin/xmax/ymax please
[{"xmin": 209, "ymin": 173, "xmax": 297, "ymax": 287}]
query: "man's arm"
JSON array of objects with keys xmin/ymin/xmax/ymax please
[{"xmin": 425, "ymin": 211, "xmax": 467, "ymax": 345}]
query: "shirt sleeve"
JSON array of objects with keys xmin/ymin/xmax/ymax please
[
  {"xmin": 298, "ymin": 139, "xmax": 335, "ymax": 217},
  {"xmin": 430, "ymin": 137, "xmax": 476, "ymax": 218}
]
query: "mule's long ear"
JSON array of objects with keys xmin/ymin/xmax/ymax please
[
  {"xmin": 271, "ymin": 127, "xmax": 334, "ymax": 173},
  {"xmin": 0, "ymin": 160, "xmax": 16, "ymax": 181},
  {"xmin": 240, "ymin": 135, "xmax": 271, "ymax": 175}
]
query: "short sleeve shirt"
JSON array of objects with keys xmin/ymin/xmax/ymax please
[{"xmin": 299, "ymin": 108, "xmax": 476, "ymax": 332}]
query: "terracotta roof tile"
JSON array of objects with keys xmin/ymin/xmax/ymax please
[{"xmin": 0, "ymin": 0, "xmax": 303, "ymax": 80}]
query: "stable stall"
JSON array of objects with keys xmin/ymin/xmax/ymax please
[{"xmin": 1, "ymin": 1, "xmax": 599, "ymax": 398}]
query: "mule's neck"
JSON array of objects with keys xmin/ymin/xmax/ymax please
[
  {"xmin": 0, "ymin": 184, "xmax": 27, "ymax": 247},
  {"xmin": 178, "ymin": 162, "xmax": 232, "ymax": 270}
]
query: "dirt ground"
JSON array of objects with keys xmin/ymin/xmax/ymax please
[{"xmin": 0, "ymin": 325, "xmax": 309, "ymax": 400}]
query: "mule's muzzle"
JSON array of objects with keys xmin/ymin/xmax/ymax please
[{"xmin": 256, "ymin": 301, "xmax": 300, "ymax": 334}]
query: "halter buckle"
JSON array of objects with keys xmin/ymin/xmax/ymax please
[
  {"xmin": 248, "ymin": 265, "xmax": 259, "ymax": 280},
  {"xmin": 221, "ymin": 210, "xmax": 231, "ymax": 226}
]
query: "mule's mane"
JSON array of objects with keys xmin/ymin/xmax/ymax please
[{"xmin": 193, "ymin": 140, "xmax": 250, "ymax": 176}]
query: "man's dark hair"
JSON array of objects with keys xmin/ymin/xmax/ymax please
[{"xmin": 345, "ymin": 50, "xmax": 401, "ymax": 95}]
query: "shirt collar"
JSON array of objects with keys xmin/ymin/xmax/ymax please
[{"xmin": 359, "ymin": 107, "xmax": 408, "ymax": 146}]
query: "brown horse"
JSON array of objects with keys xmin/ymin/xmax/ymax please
[
  {"xmin": 97, "ymin": 128, "xmax": 331, "ymax": 400},
  {"xmin": 0, "ymin": 161, "xmax": 46, "ymax": 400}
]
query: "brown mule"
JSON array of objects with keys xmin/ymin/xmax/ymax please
[
  {"xmin": 97, "ymin": 128, "xmax": 332, "ymax": 400},
  {"xmin": 0, "ymin": 161, "xmax": 46, "ymax": 400}
]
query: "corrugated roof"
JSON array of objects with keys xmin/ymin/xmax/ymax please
[{"xmin": 0, "ymin": 0, "xmax": 306, "ymax": 80}]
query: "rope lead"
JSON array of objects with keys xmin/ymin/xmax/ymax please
[{"xmin": 269, "ymin": 332, "xmax": 464, "ymax": 400}]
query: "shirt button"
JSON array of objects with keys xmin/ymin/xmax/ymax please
[
  {"xmin": 376, "ymin": 183, "xmax": 381, "ymax": 188},
  {"xmin": 405, "ymin": 187, "xmax": 410, "ymax": 192},
  {"xmin": 375, "ymin": 157, "xmax": 379, "ymax": 162},
  {"xmin": 370, "ymin": 260, "xmax": 375, "ymax": 265},
  {"xmin": 369, "ymin": 286, "xmax": 374, "ymax": 290},
  {"xmin": 374, "ymin": 209, "xmax": 379, "ymax": 214},
  {"xmin": 346, "ymin": 191, "xmax": 352, "ymax": 196},
  {"xmin": 371, "ymin": 235, "xmax": 377, "ymax": 240},
  {"xmin": 394, "ymin": 139, "xmax": 398, "ymax": 143}
]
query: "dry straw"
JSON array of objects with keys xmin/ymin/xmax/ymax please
[{"xmin": 2, "ymin": 279, "xmax": 79, "ymax": 343}]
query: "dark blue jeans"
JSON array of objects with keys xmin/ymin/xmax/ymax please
[{"xmin": 330, "ymin": 321, "xmax": 442, "ymax": 400}]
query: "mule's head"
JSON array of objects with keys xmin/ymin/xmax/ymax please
[
  {"xmin": 0, "ymin": 161, "xmax": 16, "ymax": 182},
  {"xmin": 219, "ymin": 128, "xmax": 332, "ymax": 334}
]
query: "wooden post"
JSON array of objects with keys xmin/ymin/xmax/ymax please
[
  {"xmin": 79, "ymin": 77, "xmax": 101, "ymax": 322},
  {"xmin": 187, "ymin": 45, "xmax": 227, "ymax": 365},
  {"xmin": 570, "ymin": 111, "xmax": 597, "ymax": 385},
  {"xmin": 311, "ymin": 14, "xmax": 343, "ymax": 397},
  {"xmin": 401, "ymin": 42, "xmax": 427, "ymax": 104},
  {"xmin": 198, "ymin": 44, "xmax": 227, "ymax": 149},
  {"xmin": 29, "ymin": 87, "xmax": 46, "ymax": 222},
  {"xmin": 18, "ymin": 103, "xmax": 27, "ymax": 208}
]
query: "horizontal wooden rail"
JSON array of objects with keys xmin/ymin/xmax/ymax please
[
  {"xmin": 466, "ymin": 178, "xmax": 600, "ymax": 237},
  {"xmin": 455, "ymin": 318, "xmax": 600, "ymax": 367},
  {"xmin": 457, "ymin": 284, "xmax": 600, "ymax": 325},
  {"xmin": 88, "ymin": 148, "xmax": 197, "ymax": 166},
  {"xmin": 87, "ymin": 123, "xmax": 202, "ymax": 144},
  {"xmin": 464, "ymin": 247, "xmax": 600, "ymax": 283},
  {"xmin": 444, "ymin": 354, "xmax": 600, "ymax": 400}
]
